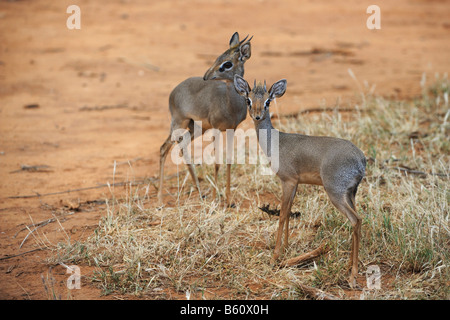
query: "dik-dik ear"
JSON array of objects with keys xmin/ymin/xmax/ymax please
[
  {"xmin": 229, "ymin": 32, "xmax": 240, "ymax": 47},
  {"xmin": 233, "ymin": 75, "xmax": 250, "ymax": 97},
  {"xmin": 269, "ymin": 79, "xmax": 287, "ymax": 100},
  {"xmin": 239, "ymin": 41, "xmax": 251, "ymax": 62}
]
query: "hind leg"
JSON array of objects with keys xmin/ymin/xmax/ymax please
[
  {"xmin": 346, "ymin": 191, "xmax": 361, "ymax": 279},
  {"xmin": 159, "ymin": 118, "xmax": 199, "ymax": 204},
  {"xmin": 212, "ymin": 164, "xmax": 220, "ymax": 199},
  {"xmin": 326, "ymin": 189, "xmax": 362, "ymax": 288}
]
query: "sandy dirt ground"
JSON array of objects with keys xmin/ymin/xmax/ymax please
[{"xmin": 0, "ymin": 0, "xmax": 449, "ymax": 299}]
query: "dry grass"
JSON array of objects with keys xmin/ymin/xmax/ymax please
[{"xmin": 51, "ymin": 75, "xmax": 449, "ymax": 299}]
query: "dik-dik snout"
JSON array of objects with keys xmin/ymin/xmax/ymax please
[
  {"xmin": 233, "ymin": 75, "xmax": 287, "ymax": 122},
  {"xmin": 203, "ymin": 33, "xmax": 252, "ymax": 81}
]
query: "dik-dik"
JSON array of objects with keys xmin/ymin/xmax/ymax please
[
  {"xmin": 158, "ymin": 32, "xmax": 252, "ymax": 206},
  {"xmin": 233, "ymin": 75, "xmax": 366, "ymax": 287}
]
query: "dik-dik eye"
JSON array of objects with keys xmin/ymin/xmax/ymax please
[
  {"xmin": 219, "ymin": 61, "xmax": 233, "ymax": 72},
  {"xmin": 264, "ymin": 99, "xmax": 270, "ymax": 109},
  {"xmin": 246, "ymin": 98, "xmax": 252, "ymax": 109}
]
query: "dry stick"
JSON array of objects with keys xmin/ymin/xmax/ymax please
[
  {"xmin": 295, "ymin": 283, "xmax": 339, "ymax": 300},
  {"xmin": 281, "ymin": 244, "xmax": 339, "ymax": 300},
  {"xmin": 390, "ymin": 166, "xmax": 449, "ymax": 178},
  {"xmin": 15, "ymin": 212, "xmax": 76, "ymax": 248},
  {"xmin": 19, "ymin": 221, "xmax": 52, "ymax": 249},
  {"xmin": 6, "ymin": 172, "xmax": 185, "ymax": 200},
  {"xmin": 7, "ymin": 180, "xmax": 145, "ymax": 199},
  {"xmin": 14, "ymin": 217, "xmax": 60, "ymax": 238},
  {"xmin": 259, "ymin": 204, "xmax": 301, "ymax": 218},
  {"xmin": 0, "ymin": 248, "xmax": 45, "ymax": 261},
  {"xmin": 9, "ymin": 164, "xmax": 52, "ymax": 174},
  {"xmin": 280, "ymin": 242, "xmax": 329, "ymax": 267}
]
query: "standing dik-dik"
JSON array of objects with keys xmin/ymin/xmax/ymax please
[
  {"xmin": 233, "ymin": 75, "xmax": 366, "ymax": 287},
  {"xmin": 158, "ymin": 32, "xmax": 252, "ymax": 206}
]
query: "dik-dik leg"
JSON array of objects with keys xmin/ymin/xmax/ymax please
[
  {"xmin": 224, "ymin": 129, "xmax": 235, "ymax": 207},
  {"xmin": 158, "ymin": 119, "xmax": 201, "ymax": 204},
  {"xmin": 326, "ymin": 189, "xmax": 362, "ymax": 288},
  {"xmin": 158, "ymin": 134, "xmax": 174, "ymax": 204},
  {"xmin": 212, "ymin": 130, "xmax": 233, "ymax": 207},
  {"xmin": 272, "ymin": 180, "xmax": 297, "ymax": 263}
]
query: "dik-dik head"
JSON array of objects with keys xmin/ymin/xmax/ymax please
[
  {"xmin": 233, "ymin": 75, "xmax": 287, "ymax": 122},
  {"xmin": 203, "ymin": 32, "xmax": 252, "ymax": 81}
]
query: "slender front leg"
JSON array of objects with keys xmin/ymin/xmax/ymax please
[
  {"xmin": 225, "ymin": 129, "xmax": 234, "ymax": 207},
  {"xmin": 272, "ymin": 181, "xmax": 297, "ymax": 263},
  {"xmin": 213, "ymin": 163, "xmax": 220, "ymax": 199},
  {"xmin": 284, "ymin": 184, "xmax": 297, "ymax": 249},
  {"xmin": 212, "ymin": 129, "xmax": 222, "ymax": 201},
  {"xmin": 226, "ymin": 163, "xmax": 231, "ymax": 207}
]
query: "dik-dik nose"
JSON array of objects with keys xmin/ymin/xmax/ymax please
[
  {"xmin": 255, "ymin": 116, "xmax": 261, "ymax": 120},
  {"xmin": 203, "ymin": 69, "xmax": 213, "ymax": 81}
]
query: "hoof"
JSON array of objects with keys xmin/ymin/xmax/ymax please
[
  {"xmin": 270, "ymin": 253, "xmax": 280, "ymax": 266},
  {"xmin": 347, "ymin": 275, "xmax": 362, "ymax": 290}
]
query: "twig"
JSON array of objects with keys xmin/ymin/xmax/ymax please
[
  {"xmin": 390, "ymin": 166, "xmax": 448, "ymax": 178},
  {"xmin": 79, "ymin": 103, "xmax": 128, "ymax": 112},
  {"xmin": 0, "ymin": 248, "xmax": 45, "ymax": 261},
  {"xmin": 6, "ymin": 172, "xmax": 184, "ymax": 200},
  {"xmin": 10, "ymin": 164, "xmax": 52, "ymax": 174},
  {"xmin": 18, "ymin": 221, "xmax": 52, "ymax": 249},
  {"xmin": 259, "ymin": 204, "xmax": 301, "ymax": 218},
  {"xmin": 280, "ymin": 242, "xmax": 329, "ymax": 267},
  {"xmin": 7, "ymin": 180, "xmax": 144, "ymax": 199},
  {"xmin": 15, "ymin": 212, "xmax": 75, "ymax": 248},
  {"xmin": 295, "ymin": 283, "xmax": 339, "ymax": 300},
  {"xmin": 14, "ymin": 217, "xmax": 57, "ymax": 238}
]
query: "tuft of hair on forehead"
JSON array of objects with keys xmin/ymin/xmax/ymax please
[{"xmin": 252, "ymin": 80, "xmax": 268, "ymax": 97}]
